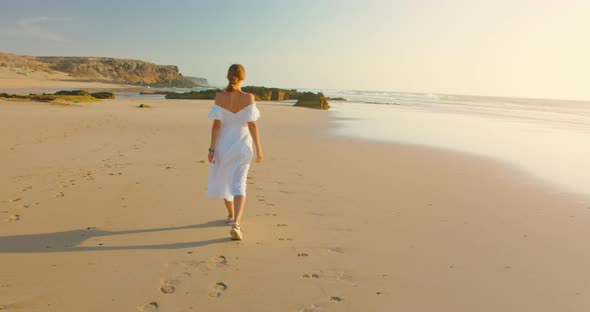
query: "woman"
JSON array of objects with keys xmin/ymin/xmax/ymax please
[{"xmin": 206, "ymin": 64, "xmax": 263, "ymax": 240}]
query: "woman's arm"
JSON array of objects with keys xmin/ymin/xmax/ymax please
[
  {"xmin": 247, "ymin": 121, "xmax": 263, "ymax": 163},
  {"xmin": 208, "ymin": 119, "xmax": 222, "ymax": 163}
]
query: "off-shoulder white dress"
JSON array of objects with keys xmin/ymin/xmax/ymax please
[{"xmin": 206, "ymin": 102, "xmax": 261, "ymax": 201}]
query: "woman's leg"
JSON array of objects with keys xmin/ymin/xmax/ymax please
[
  {"xmin": 223, "ymin": 199, "xmax": 234, "ymax": 219},
  {"xmin": 233, "ymin": 195, "xmax": 246, "ymax": 225}
]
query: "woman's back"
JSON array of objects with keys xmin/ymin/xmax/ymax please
[{"xmin": 215, "ymin": 91, "xmax": 255, "ymax": 114}]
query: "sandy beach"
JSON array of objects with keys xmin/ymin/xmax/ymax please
[
  {"xmin": 0, "ymin": 67, "xmax": 136, "ymax": 94},
  {"xmin": 0, "ymin": 96, "xmax": 589, "ymax": 311}
]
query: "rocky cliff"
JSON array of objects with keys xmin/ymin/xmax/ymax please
[
  {"xmin": 185, "ymin": 76, "xmax": 209, "ymax": 86},
  {"xmin": 36, "ymin": 56, "xmax": 196, "ymax": 87},
  {"xmin": 0, "ymin": 52, "xmax": 205, "ymax": 88}
]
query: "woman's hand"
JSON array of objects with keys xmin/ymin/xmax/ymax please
[
  {"xmin": 255, "ymin": 152, "xmax": 264, "ymax": 163},
  {"xmin": 208, "ymin": 150, "xmax": 216, "ymax": 164}
]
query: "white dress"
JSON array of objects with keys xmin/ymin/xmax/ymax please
[{"xmin": 206, "ymin": 102, "xmax": 261, "ymax": 201}]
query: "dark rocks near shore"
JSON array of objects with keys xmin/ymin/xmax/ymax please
[
  {"xmin": 0, "ymin": 90, "xmax": 115, "ymax": 103},
  {"xmin": 163, "ymin": 86, "xmax": 330, "ymax": 109},
  {"xmin": 294, "ymin": 92, "xmax": 330, "ymax": 110},
  {"xmin": 54, "ymin": 90, "xmax": 90, "ymax": 96},
  {"xmin": 165, "ymin": 89, "xmax": 218, "ymax": 99},
  {"xmin": 241, "ymin": 86, "xmax": 302, "ymax": 101},
  {"xmin": 90, "ymin": 92, "xmax": 115, "ymax": 99}
]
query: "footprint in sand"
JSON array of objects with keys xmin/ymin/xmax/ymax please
[
  {"xmin": 8, "ymin": 198, "xmax": 22, "ymax": 203},
  {"xmin": 297, "ymin": 253, "xmax": 309, "ymax": 257},
  {"xmin": 159, "ymin": 280, "xmax": 179, "ymax": 294},
  {"xmin": 20, "ymin": 186, "xmax": 32, "ymax": 192},
  {"xmin": 302, "ymin": 273, "xmax": 320, "ymax": 279},
  {"xmin": 213, "ymin": 255, "xmax": 228, "ymax": 266},
  {"xmin": 137, "ymin": 301, "xmax": 158, "ymax": 311},
  {"xmin": 278, "ymin": 237, "xmax": 293, "ymax": 241},
  {"xmin": 55, "ymin": 192, "xmax": 65, "ymax": 198},
  {"xmin": 330, "ymin": 296, "xmax": 344, "ymax": 303},
  {"xmin": 208, "ymin": 282, "xmax": 228, "ymax": 298},
  {"xmin": 276, "ymin": 224, "xmax": 287, "ymax": 227},
  {"xmin": 7, "ymin": 214, "xmax": 20, "ymax": 222}
]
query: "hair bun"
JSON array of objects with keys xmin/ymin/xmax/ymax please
[
  {"xmin": 228, "ymin": 76, "xmax": 239, "ymax": 84},
  {"xmin": 226, "ymin": 64, "xmax": 246, "ymax": 92}
]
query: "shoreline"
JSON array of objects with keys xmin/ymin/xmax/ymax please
[
  {"xmin": 327, "ymin": 117, "xmax": 590, "ymax": 202},
  {"xmin": 1, "ymin": 98, "xmax": 589, "ymax": 311}
]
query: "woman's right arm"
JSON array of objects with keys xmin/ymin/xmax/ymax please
[{"xmin": 209, "ymin": 119, "xmax": 221, "ymax": 163}]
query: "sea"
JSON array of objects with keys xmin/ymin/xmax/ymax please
[{"xmin": 127, "ymin": 87, "xmax": 590, "ymax": 198}]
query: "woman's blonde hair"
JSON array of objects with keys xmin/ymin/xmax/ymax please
[{"xmin": 226, "ymin": 64, "xmax": 245, "ymax": 92}]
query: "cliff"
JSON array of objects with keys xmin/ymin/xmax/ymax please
[
  {"xmin": 0, "ymin": 52, "xmax": 206, "ymax": 88},
  {"xmin": 185, "ymin": 76, "xmax": 209, "ymax": 86},
  {"xmin": 36, "ymin": 56, "xmax": 196, "ymax": 87}
]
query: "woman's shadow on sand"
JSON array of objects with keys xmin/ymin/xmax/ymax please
[{"xmin": 0, "ymin": 220, "xmax": 231, "ymax": 253}]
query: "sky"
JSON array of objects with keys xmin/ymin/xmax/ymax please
[{"xmin": 1, "ymin": 0, "xmax": 589, "ymax": 100}]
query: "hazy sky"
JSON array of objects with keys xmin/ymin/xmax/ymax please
[{"xmin": 1, "ymin": 0, "xmax": 589, "ymax": 100}]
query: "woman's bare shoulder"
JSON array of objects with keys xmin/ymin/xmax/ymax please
[
  {"xmin": 240, "ymin": 91, "xmax": 256, "ymax": 103},
  {"xmin": 214, "ymin": 92, "xmax": 228, "ymax": 103}
]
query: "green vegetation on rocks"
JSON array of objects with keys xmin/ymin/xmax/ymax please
[
  {"xmin": 0, "ymin": 90, "xmax": 113, "ymax": 104},
  {"xmin": 54, "ymin": 90, "xmax": 89, "ymax": 96}
]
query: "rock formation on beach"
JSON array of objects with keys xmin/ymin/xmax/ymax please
[
  {"xmin": 293, "ymin": 92, "xmax": 330, "ymax": 110},
  {"xmin": 241, "ymin": 86, "xmax": 302, "ymax": 101},
  {"xmin": 165, "ymin": 89, "xmax": 218, "ymax": 99},
  {"xmin": 165, "ymin": 86, "xmax": 305, "ymax": 101},
  {"xmin": 0, "ymin": 51, "xmax": 206, "ymax": 88},
  {"xmin": 164, "ymin": 86, "xmax": 330, "ymax": 109}
]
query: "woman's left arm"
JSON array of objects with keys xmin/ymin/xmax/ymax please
[{"xmin": 248, "ymin": 121, "xmax": 263, "ymax": 163}]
